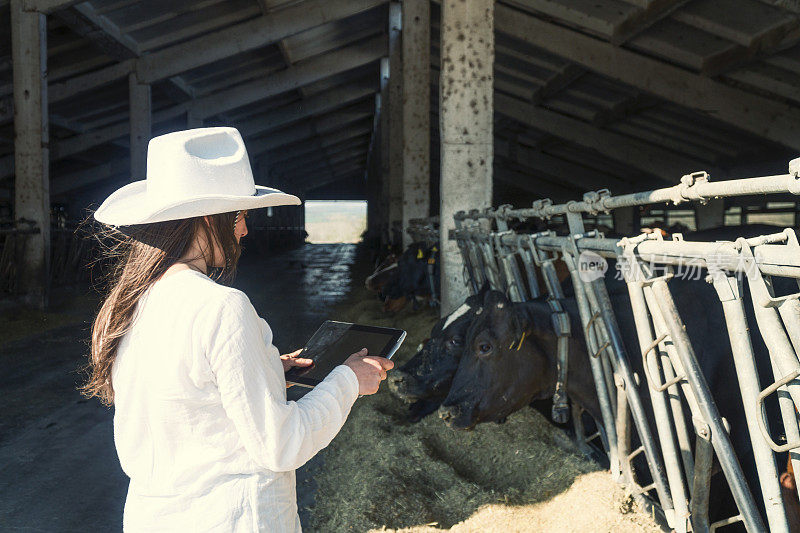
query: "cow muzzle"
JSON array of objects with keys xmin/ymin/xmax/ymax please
[
  {"xmin": 438, "ymin": 404, "xmax": 476, "ymax": 430},
  {"xmin": 388, "ymin": 370, "xmax": 413, "ymax": 398}
]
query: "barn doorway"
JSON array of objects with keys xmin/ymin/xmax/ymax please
[{"xmin": 304, "ymin": 200, "xmax": 367, "ymax": 243}]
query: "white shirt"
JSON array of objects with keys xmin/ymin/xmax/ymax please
[{"xmin": 112, "ymin": 269, "xmax": 359, "ymax": 532}]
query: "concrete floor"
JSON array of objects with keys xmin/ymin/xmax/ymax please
[{"xmin": 0, "ymin": 243, "xmax": 359, "ymax": 532}]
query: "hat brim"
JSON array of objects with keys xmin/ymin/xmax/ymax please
[{"xmin": 93, "ymin": 180, "xmax": 302, "ymax": 226}]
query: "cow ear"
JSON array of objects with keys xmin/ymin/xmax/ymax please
[
  {"xmin": 466, "ymin": 283, "xmax": 490, "ymax": 307},
  {"xmin": 514, "ymin": 300, "xmax": 549, "ymax": 334}
]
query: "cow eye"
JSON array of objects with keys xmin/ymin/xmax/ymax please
[
  {"xmin": 449, "ymin": 336, "xmax": 463, "ymax": 346},
  {"xmin": 478, "ymin": 342, "xmax": 492, "ymax": 355}
]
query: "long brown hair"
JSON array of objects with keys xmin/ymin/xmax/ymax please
[{"xmin": 82, "ymin": 211, "xmax": 242, "ymax": 405}]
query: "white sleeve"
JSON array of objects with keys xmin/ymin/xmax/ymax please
[{"xmin": 205, "ymin": 291, "xmax": 359, "ymax": 472}]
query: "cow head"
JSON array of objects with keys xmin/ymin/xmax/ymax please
[
  {"xmin": 366, "ymin": 254, "xmax": 398, "ymax": 292},
  {"xmin": 388, "ymin": 285, "xmax": 487, "ymax": 403},
  {"xmin": 438, "ymin": 290, "xmax": 555, "ymax": 430}
]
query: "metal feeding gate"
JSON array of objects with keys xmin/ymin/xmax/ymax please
[
  {"xmin": 406, "ymin": 216, "xmax": 440, "ymax": 247},
  {"xmin": 449, "ymin": 159, "xmax": 800, "ymax": 533}
]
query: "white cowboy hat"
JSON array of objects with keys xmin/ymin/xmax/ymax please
[{"xmin": 94, "ymin": 127, "xmax": 301, "ymax": 226}]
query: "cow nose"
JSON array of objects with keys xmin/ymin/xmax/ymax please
[
  {"xmin": 438, "ymin": 405, "xmax": 460, "ymax": 423},
  {"xmin": 387, "ymin": 371, "xmax": 408, "ymax": 396}
]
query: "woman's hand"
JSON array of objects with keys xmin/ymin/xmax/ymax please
[
  {"xmin": 344, "ymin": 348, "xmax": 395, "ymax": 396},
  {"xmin": 281, "ymin": 349, "xmax": 313, "ymax": 387}
]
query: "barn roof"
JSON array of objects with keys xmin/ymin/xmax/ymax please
[{"xmin": 1, "ymin": 0, "xmax": 799, "ymax": 206}]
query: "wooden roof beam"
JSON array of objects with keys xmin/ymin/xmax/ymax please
[
  {"xmin": 495, "ymin": 3, "xmax": 800, "ymax": 151},
  {"xmin": 236, "ymin": 82, "xmax": 375, "ymax": 138},
  {"xmin": 495, "ymin": 92, "xmax": 713, "ymax": 184},
  {"xmin": 592, "ymin": 92, "xmax": 661, "ymax": 127},
  {"xmin": 190, "ymin": 35, "xmax": 386, "ymax": 120},
  {"xmin": 531, "ymin": 64, "xmax": 585, "ymax": 105},
  {"xmin": 270, "ymin": 136, "xmax": 367, "ymax": 171},
  {"xmin": 695, "ymin": 11, "xmax": 800, "ymax": 75},
  {"xmin": 53, "ymin": 2, "xmax": 195, "ymax": 102},
  {"xmin": 50, "ymin": 157, "xmax": 128, "ymax": 196},
  {"xmin": 611, "ymin": 0, "xmax": 693, "ymax": 45},
  {"xmin": 22, "ymin": 0, "xmax": 82, "ymax": 14},
  {"xmin": 293, "ymin": 160, "xmax": 365, "ymax": 188},
  {"xmin": 494, "ymin": 164, "xmax": 581, "ymax": 201},
  {"xmin": 0, "ymin": 73, "xmax": 375, "ymax": 180},
  {"xmin": 287, "ymin": 154, "xmax": 365, "ymax": 178},
  {"xmin": 274, "ymin": 147, "xmax": 366, "ymax": 178},
  {"xmin": 257, "ymin": 119, "xmax": 373, "ymax": 159},
  {"xmin": 302, "ymin": 169, "xmax": 364, "ymax": 191},
  {"xmin": 495, "ymin": 136, "xmax": 632, "ymax": 191},
  {"xmin": 0, "ymin": 0, "xmax": 387, "ymax": 123}
]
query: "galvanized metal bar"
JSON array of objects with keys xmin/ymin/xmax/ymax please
[
  {"xmin": 491, "ymin": 229, "xmax": 800, "ymax": 280},
  {"xmin": 709, "ymin": 271, "xmax": 790, "ymax": 532},
  {"xmin": 660, "ymin": 354, "xmax": 695, "ymax": 494},
  {"xmin": 452, "ymin": 160, "xmax": 800, "ymax": 220},
  {"xmin": 650, "ymin": 279, "xmax": 767, "ymax": 532},
  {"xmin": 624, "ymin": 257, "xmax": 690, "ymax": 533},
  {"xmin": 452, "ymin": 217, "xmax": 479, "ymax": 295},
  {"xmin": 517, "ymin": 243, "xmax": 542, "ymax": 299},
  {"xmin": 565, "ymin": 212, "xmax": 673, "ymax": 517},
  {"xmin": 588, "ymin": 274, "xmax": 675, "ymax": 520},
  {"xmin": 561, "ymin": 250, "xmax": 620, "ymax": 478},
  {"xmin": 739, "ymin": 239, "xmax": 800, "ymax": 421},
  {"xmin": 494, "ymin": 232, "xmax": 526, "ymax": 301}
]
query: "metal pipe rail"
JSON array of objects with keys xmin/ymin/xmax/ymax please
[
  {"xmin": 453, "ymin": 158, "xmax": 800, "ymax": 222},
  {"xmin": 453, "ymin": 227, "xmax": 800, "ymax": 280}
]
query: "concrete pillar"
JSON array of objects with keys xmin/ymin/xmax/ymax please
[
  {"xmin": 379, "ymin": 57, "xmax": 391, "ymax": 245},
  {"xmin": 387, "ymin": 1, "xmax": 403, "ymax": 247},
  {"xmin": 366, "ymin": 94, "xmax": 382, "ymax": 239},
  {"xmin": 695, "ymin": 199, "xmax": 725, "ymax": 230},
  {"xmin": 11, "ymin": 0, "xmax": 50, "ymax": 308},
  {"xmin": 439, "ymin": 0, "xmax": 494, "ymax": 315},
  {"xmin": 129, "ymin": 72, "xmax": 151, "ymax": 182},
  {"xmin": 401, "ymin": 0, "xmax": 430, "ymax": 248},
  {"xmin": 613, "ymin": 206, "xmax": 638, "ymax": 235}
]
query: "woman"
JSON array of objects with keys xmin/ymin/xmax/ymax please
[{"xmin": 82, "ymin": 127, "xmax": 393, "ymax": 532}]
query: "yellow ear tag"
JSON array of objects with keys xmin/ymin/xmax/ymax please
[
  {"xmin": 509, "ymin": 331, "xmax": 527, "ymax": 351},
  {"xmin": 427, "ymin": 257, "xmax": 436, "ymax": 265},
  {"xmin": 516, "ymin": 331, "xmax": 527, "ymax": 351},
  {"xmin": 432, "ymin": 246, "xmax": 438, "ymax": 252},
  {"xmin": 416, "ymin": 249, "xmax": 423, "ymax": 259}
]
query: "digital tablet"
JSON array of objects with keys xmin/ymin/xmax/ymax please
[{"xmin": 286, "ymin": 321, "xmax": 406, "ymax": 388}]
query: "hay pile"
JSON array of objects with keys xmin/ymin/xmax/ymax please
[{"xmin": 310, "ymin": 285, "xmax": 663, "ymax": 532}]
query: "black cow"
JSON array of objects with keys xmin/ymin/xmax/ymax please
[
  {"xmin": 437, "ymin": 290, "xmax": 602, "ymax": 429},
  {"xmin": 382, "ymin": 242, "xmax": 440, "ymax": 312},
  {"xmin": 438, "ymin": 279, "xmax": 784, "ymax": 529},
  {"xmin": 388, "ymin": 286, "xmax": 488, "ymax": 421}
]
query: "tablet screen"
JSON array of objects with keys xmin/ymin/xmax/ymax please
[{"xmin": 286, "ymin": 321, "xmax": 405, "ymax": 387}]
